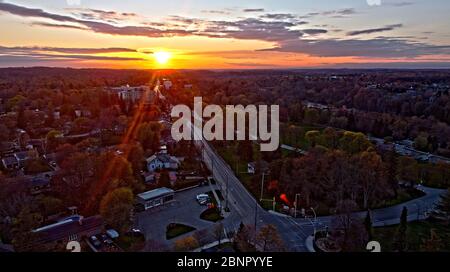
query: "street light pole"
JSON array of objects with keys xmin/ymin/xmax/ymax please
[
  {"xmin": 254, "ymin": 198, "xmax": 258, "ymax": 241},
  {"xmin": 225, "ymin": 175, "xmax": 229, "ymax": 211},
  {"xmin": 414, "ymin": 202, "xmax": 421, "ymax": 220},
  {"xmin": 254, "ymin": 172, "xmax": 268, "ymax": 242},
  {"xmin": 310, "ymin": 207, "xmax": 317, "ymax": 237},
  {"xmin": 294, "ymin": 194, "xmax": 300, "ymax": 218}
]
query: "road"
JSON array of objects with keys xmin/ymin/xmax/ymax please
[
  {"xmin": 196, "ymin": 138, "xmax": 323, "ymax": 251},
  {"xmin": 195, "ymin": 138, "xmax": 446, "ymax": 252}
]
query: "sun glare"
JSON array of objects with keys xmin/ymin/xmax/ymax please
[{"xmin": 153, "ymin": 51, "xmax": 171, "ymax": 65}]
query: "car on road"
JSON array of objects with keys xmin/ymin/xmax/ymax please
[{"xmin": 196, "ymin": 194, "xmax": 210, "ymax": 205}]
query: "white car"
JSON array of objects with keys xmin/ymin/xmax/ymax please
[{"xmin": 196, "ymin": 194, "xmax": 210, "ymax": 205}]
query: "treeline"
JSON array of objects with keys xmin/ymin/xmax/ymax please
[{"xmin": 192, "ymin": 70, "xmax": 450, "ymax": 156}]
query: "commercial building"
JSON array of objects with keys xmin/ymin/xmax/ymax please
[{"xmin": 136, "ymin": 187, "xmax": 175, "ymax": 210}]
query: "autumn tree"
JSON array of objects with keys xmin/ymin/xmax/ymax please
[
  {"xmin": 305, "ymin": 130, "xmax": 320, "ymax": 148},
  {"xmin": 173, "ymin": 236, "xmax": 199, "ymax": 252},
  {"xmin": 396, "ymin": 156, "xmax": 419, "ymax": 186},
  {"xmin": 233, "ymin": 223, "xmax": 256, "ymax": 252},
  {"xmin": 45, "ymin": 130, "xmax": 62, "ymax": 153},
  {"xmin": 237, "ymin": 140, "xmax": 254, "ymax": 162},
  {"xmin": 421, "ymin": 229, "xmax": 442, "ymax": 252},
  {"xmin": 331, "ymin": 200, "xmax": 368, "ymax": 252},
  {"xmin": 338, "ymin": 131, "xmax": 371, "ymax": 154},
  {"xmin": 256, "ymin": 224, "xmax": 285, "ymax": 252},
  {"xmin": 136, "ymin": 122, "xmax": 161, "ymax": 152},
  {"xmin": 125, "ymin": 142, "xmax": 145, "ymax": 173},
  {"xmin": 158, "ymin": 169, "xmax": 171, "ymax": 188},
  {"xmin": 303, "ymin": 108, "xmax": 319, "ymax": 125},
  {"xmin": 355, "ymin": 151, "xmax": 388, "ymax": 209},
  {"xmin": 11, "ymin": 207, "xmax": 43, "ymax": 252},
  {"xmin": 99, "ymin": 187, "xmax": 134, "ymax": 233},
  {"xmin": 213, "ymin": 222, "xmax": 224, "ymax": 246},
  {"xmin": 36, "ymin": 195, "xmax": 63, "ymax": 221}
]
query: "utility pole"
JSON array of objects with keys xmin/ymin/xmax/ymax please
[
  {"xmin": 255, "ymin": 172, "xmax": 266, "ymax": 241},
  {"xmin": 310, "ymin": 207, "xmax": 317, "ymax": 237},
  {"xmin": 294, "ymin": 193, "xmax": 300, "ymax": 218},
  {"xmin": 225, "ymin": 175, "xmax": 229, "ymax": 211},
  {"xmin": 254, "ymin": 198, "xmax": 258, "ymax": 241},
  {"xmin": 260, "ymin": 172, "xmax": 265, "ymax": 202}
]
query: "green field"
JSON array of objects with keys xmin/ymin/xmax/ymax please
[
  {"xmin": 166, "ymin": 223, "xmax": 196, "ymax": 240},
  {"xmin": 373, "ymin": 220, "xmax": 450, "ymax": 252}
]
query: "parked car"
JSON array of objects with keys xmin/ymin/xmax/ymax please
[
  {"xmin": 196, "ymin": 194, "xmax": 210, "ymax": 205},
  {"xmin": 89, "ymin": 235, "xmax": 101, "ymax": 248},
  {"xmin": 106, "ymin": 229, "xmax": 120, "ymax": 239}
]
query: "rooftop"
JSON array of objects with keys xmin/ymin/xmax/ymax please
[
  {"xmin": 33, "ymin": 215, "xmax": 103, "ymax": 245},
  {"xmin": 137, "ymin": 187, "xmax": 174, "ymax": 201}
]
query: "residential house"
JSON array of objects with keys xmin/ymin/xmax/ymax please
[
  {"xmin": 1, "ymin": 156, "xmax": 19, "ymax": 169},
  {"xmin": 28, "ymin": 177, "xmax": 51, "ymax": 195},
  {"xmin": 146, "ymin": 153, "xmax": 180, "ymax": 172},
  {"xmin": 163, "ymin": 80, "xmax": 173, "ymax": 90},
  {"xmin": 247, "ymin": 160, "xmax": 269, "ymax": 174},
  {"xmin": 14, "ymin": 151, "xmax": 31, "ymax": 167},
  {"xmin": 0, "ymin": 141, "xmax": 16, "ymax": 156},
  {"xmin": 31, "ymin": 215, "xmax": 103, "ymax": 247}
]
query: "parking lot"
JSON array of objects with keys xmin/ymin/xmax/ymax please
[{"xmin": 135, "ymin": 184, "xmax": 220, "ymax": 246}]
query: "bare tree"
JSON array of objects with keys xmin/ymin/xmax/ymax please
[{"xmin": 331, "ymin": 200, "xmax": 368, "ymax": 252}]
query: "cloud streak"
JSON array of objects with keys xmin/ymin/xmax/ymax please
[
  {"xmin": 263, "ymin": 38, "xmax": 450, "ymax": 58},
  {"xmin": 347, "ymin": 24, "xmax": 403, "ymax": 36},
  {"xmin": 243, "ymin": 8, "xmax": 265, "ymax": 12}
]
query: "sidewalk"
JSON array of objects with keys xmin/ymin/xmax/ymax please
[{"xmin": 191, "ymin": 238, "xmax": 232, "ymax": 252}]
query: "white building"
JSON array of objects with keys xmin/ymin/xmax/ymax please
[
  {"xmin": 163, "ymin": 80, "xmax": 173, "ymax": 90},
  {"xmin": 146, "ymin": 153, "xmax": 180, "ymax": 172},
  {"xmin": 136, "ymin": 187, "xmax": 175, "ymax": 210},
  {"xmin": 110, "ymin": 85, "xmax": 154, "ymax": 103}
]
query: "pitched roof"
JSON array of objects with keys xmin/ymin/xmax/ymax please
[
  {"xmin": 14, "ymin": 151, "xmax": 29, "ymax": 161},
  {"xmin": 33, "ymin": 215, "xmax": 103, "ymax": 244},
  {"xmin": 2, "ymin": 156, "xmax": 18, "ymax": 166},
  {"xmin": 146, "ymin": 153, "xmax": 179, "ymax": 164}
]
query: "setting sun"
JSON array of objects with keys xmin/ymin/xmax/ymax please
[{"xmin": 153, "ymin": 51, "xmax": 171, "ymax": 65}]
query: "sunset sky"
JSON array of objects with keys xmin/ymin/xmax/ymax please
[{"xmin": 0, "ymin": 0, "xmax": 449, "ymax": 69}]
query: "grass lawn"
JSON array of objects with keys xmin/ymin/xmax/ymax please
[
  {"xmin": 372, "ymin": 188, "xmax": 426, "ymax": 209},
  {"xmin": 200, "ymin": 208, "xmax": 224, "ymax": 222},
  {"xmin": 166, "ymin": 223, "xmax": 196, "ymax": 240},
  {"xmin": 115, "ymin": 233, "xmax": 145, "ymax": 251},
  {"xmin": 373, "ymin": 220, "xmax": 450, "ymax": 252}
]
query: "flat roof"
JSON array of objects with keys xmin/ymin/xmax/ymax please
[{"xmin": 137, "ymin": 187, "xmax": 174, "ymax": 201}]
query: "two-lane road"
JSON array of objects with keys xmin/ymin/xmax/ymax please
[{"xmin": 195, "ymin": 137, "xmax": 446, "ymax": 252}]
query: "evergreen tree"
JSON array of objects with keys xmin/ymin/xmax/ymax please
[
  {"xmin": 364, "ymin": 210, "xmax": 373, "ymax": 241},
  {"xmin": 393, "ymin": 206, "xmax": 408, "ymax": 252}
]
